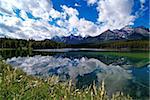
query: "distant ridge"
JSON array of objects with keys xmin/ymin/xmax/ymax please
[{"xmin": 51, "ymin": 26, "xmax": 149, "ymax": 44}]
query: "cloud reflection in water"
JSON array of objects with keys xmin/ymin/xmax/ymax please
[{"xmin": 6, "ymin": 55, "xmax": 132, "ymax": 93}]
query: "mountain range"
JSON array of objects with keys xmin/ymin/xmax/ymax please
[{"xmin": 51, "ymin": 26, "xmax": 149, "ymax": 44}]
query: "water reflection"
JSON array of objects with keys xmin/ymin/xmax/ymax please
[
  {"xmin": 6, "ymin": 55, "xmax": 132, "ymax": 94},
  {"xmin": 1, "ymin": 50, "xmax": 149, "ymax": 99}
]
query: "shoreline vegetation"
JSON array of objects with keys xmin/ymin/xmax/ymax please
[{"xmin": 0, "ymin": 60, "xmax": 133, "ymax": 100}]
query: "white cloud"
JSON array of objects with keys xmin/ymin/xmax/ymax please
[
  {"xmin": 49, "ymin": 9, "xmax": 62, "ymax": 19},
  {"xmin": 0, "ymin": 15, "xmax": 20, "ymax": 26},
  {"xmin": 20, "ymin": 10, "xmax": 28, "ymax": 19},
  {"xmin": 86, "ymin": 0, "xmax": 97, "ymax": 5},
  {"xmin": 0, "ymin": 0, "xmax": 53, "ymax": 20},
  {"xmin": 0, "ymin": 14, "xmax": 68, "ymax": 40},
  {"xmin": 74, "ymin": 3, "xmax": 81, "ymax": 7},
  {"xmin": 77, "ymin": 18, "xmax": 100, "ymax": 37},
  {"xmin": 0, "ymin": 0, "xmax": 143, "ymax": 40},
  {"xmin": 97, "ymin": 0, "xmax": 135, "ymax": 30},
  {"xmin": 66, "ymin": 0, "xmax": 136, "ymax": 37},
  {"xmin": 0, "ymin": 0, "xmax": 70, "ymax": 40},
  {"xmin": 62, "ymin": 5, "xmax": 79, "ymax": 16},
  {"xmin": 0, "ymin": 0, "xmax": 100, "ymax": 40}
]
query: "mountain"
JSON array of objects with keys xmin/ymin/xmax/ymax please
[
  {"xmin": 120, "ymin": 26, "xmax": 149, "ymax": 40},
  {"xmin": 51, "ymin": 34, "xmax": 85, "ymax": 44},
  {"xmin": 51, "ymin": 26, "xmax": 150, "ymax": 44}
]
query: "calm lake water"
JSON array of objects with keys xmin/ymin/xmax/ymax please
[{"xmin": 0, "ymin": 49, "xmax": 149, "ymax": 99}]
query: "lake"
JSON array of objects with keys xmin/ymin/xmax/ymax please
[{"xmin": 0, "ymin": 49, "xmax": 149, "ymax": 99}]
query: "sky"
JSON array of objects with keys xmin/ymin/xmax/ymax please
[{"xmin": 0, "ymin": 0, "xmax": 149, "ymax": 40}]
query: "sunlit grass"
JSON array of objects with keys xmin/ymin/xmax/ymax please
[{"xmin": 0, "ymin": 60, "xmax": 132, "ymax": 100}]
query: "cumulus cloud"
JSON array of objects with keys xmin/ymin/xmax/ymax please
[
  {"xmin": 0, "ymin": 0, "xmax": 52, "ymax": 19},
  {"xmin": 0, "ymin": 0, "xmax": 101, "ymax": 39},
  {"xmin": 58, "ymin": 5, "xmax": 101, "ymax": 37},
  {"xmin": 96, "ymin": 0, "xmax": 135, "ymax": 31},
  {"xmin": 0, "ymin": 0, "xmax": 57, "ymax": 40},
  {"xmin": 86, "ymin": 0, "xmax": 148, "ymax": 32},
  {"xmin": 77, "ymin": 18, "xmax": 101, "ymax": 37},
  {"xmin": 0, "ymin": 0, "xmax": 144, "ymax": 40}
]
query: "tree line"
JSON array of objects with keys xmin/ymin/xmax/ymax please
[
  {"xmin": 67, "ymin": 40, "xmax": 150, "ymax": 50},
  {"xmin": 99, "ymin": 40, "xmax": 149, "ymax": 50},
  {"xmin": 0, "ymin": 38, "xmax": 149, "ymax": 50},
  {"xmin": 0, "ymin": 38, "xmax": 66, "ymax": 49}
]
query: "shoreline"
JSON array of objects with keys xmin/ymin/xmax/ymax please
[
  {"xmin": 0, "ymin": 48, "xmax": 149, "ymax": 52},
  {"xmin": 33, "ymin": 48, "xmax": 149, "ymax": 52}
]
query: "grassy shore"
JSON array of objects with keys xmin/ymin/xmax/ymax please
[{"xmin": 0, "ymin": 60, "xmax": 132, "ymax": 100}]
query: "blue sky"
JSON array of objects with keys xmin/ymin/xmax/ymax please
[
  {"xmin": 52, "ymin": 0, "xmax": 149, "ymax": 27},
  {"xmin": 52, "ymin": 0, "xmax": 98, "ymax": 22},
  {"xmin": 0, "ymin": 0, "xmax": 149, "ymax": 40}
]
